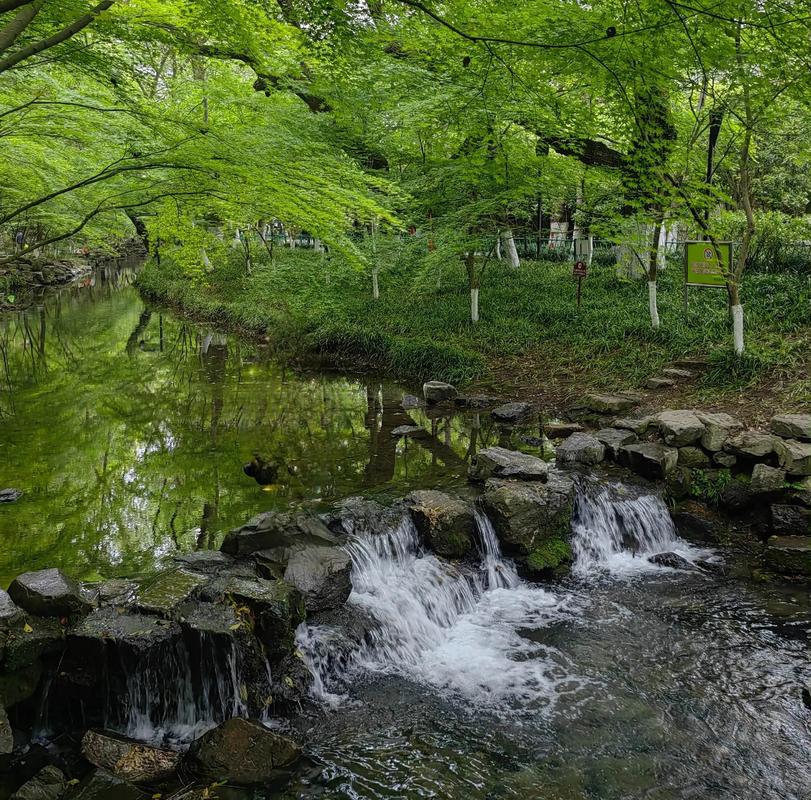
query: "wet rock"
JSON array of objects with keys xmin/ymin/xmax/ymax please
[
  {"xmin": 595, "ymin": 428, "xmax": 638, "ymax": 460},
  {"xmin": 671, "ymin": 510, "xmax": 724, "ymax": 544},
  {"xmin": 677, "ymin": 447, "xmax": 710, "ymax": 469},
  {"xmin": 455, "ymin": 394, "xmax": 499, "ymax": 410},
  {"xmin": 184, "ymin": 718, "xmax": 301, "ymax": 784},
  {"xmin": 618, "ymin": 442, "xmax": 678, "ymax": 480},
  {"xmin": 69, "ymin": 608, "xmax": 180, "ymax": 655},
  {"xmin": 173, "ymin": 550, "xmax": 234, "ymax": 572},
  {"xmin": 774, "ymin": 438, "xmax": 811, "ymax": 476},
  {"xmin": 696, "ymin": 412, "xmax": 742, "ymax": 452},
  {"xmin": 68, "ymin": 769, "xmax": 144, "ymax": 800},
  {"xmin": 2, "ymin": 616, "xmax": 64, "ymax": 671},
  {"xmin": 577, "ymin": 393, "xmax": 638, "ymax": 415},
  {"xmin": 0, "ymin": 701, "xmax": 11, "ymax": 755},
  {"xmin": 406, "ymin": 490, "xmax": 475, "ymax": 559},
  {"xmin": 765, "ymin": 536, "xmax": 811, "ymax": 577},
  {"xmin": 423, "ymin": 381, "xmax": 457, "ymax": 404},
  {"xmin": 94, "ymin": 579, "xmax": 138, "ymax": 608},
  {"xmin": 750, "ymin": 464, "xmax": 786, "ymax": 494},
  {"xmin": 8, "ymin": 569, "xmax": 90, "ymax": 618},
  {"xmin": 481, "ymin": 474, "xmax": 574, "ymax": 558},
  {"xmin": 656, "ymin": 410, "xmax": 704, "ymax": 447},
  {"xmin": 0, "ymin": 590, "xmax": 22, "ymax": 628},
  {"xmin": 491, "ymin": 402, "xmax": 533, "ymax": 424},
  {"xmin": 612, "ymin": 416, "xmax": 655, "ymax": 435},
  {"xmin": 0, "ymin": 489, "xmax": 22, "ymax": 504},
  {"xmin": 81, "ymin": 730, "xmax": 181, "ymax": 784},
  {"xmin": 771, "ymin": 505, "xmax": 811, "ymax": 537},
  {"xmin": 724, "ymin": 431, "xmax": 777, "ymax": 460},
  {"xmin": 544, "ymin": 422, "xmax": 584, "ymax": 439},
  {"xmin": 322, "ymin": 497, "xmax": 400, "ymax": 538},
  {"xmin": 649, "ymin": 552, "xmax": 694, "ymax": 570},
  {"xmin": 10, "ymin": 766, "xmax": 66, "ymax": 800},
  {"xmin": 555, "ymin": 433, "xmax": 605, "ymax": 466},
  {"xmin": 176, "ymin": 600, "xmax": 240, "ymax": 636},
  {"xmin": 390, "ymin": 425, "xmax": 427, "ymax": 438},
  {"xmin": 469, "ymin": 446, "xmax": 548, "ymax": 482},
  {"xmin": 0, "ymin": 660, "xmax": 43, "ymax": 708},
  {"xmin": 770, "ymin": 414, "xmax": 811, "ymax": 442},
  {"xmin": 135, "ymin": 570, "xmax": 205, "ymax": 617},
  {"xmin": 221, "ymin": 511, "xmax": 337, "ymax": 557},
  {"xmin": 283, "ymin": 546, "xmax": 352, "ymax": 611},
  {"xmin": 713, "ymin": 452, "xmax": 737, "ymax": 468}
]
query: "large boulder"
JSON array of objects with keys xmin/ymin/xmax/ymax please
[
  {"xmin": 10, "ymin": 766, "xmax": 66, "ymax": 800},
  {"xmin": 8, "ymin": 569, "xmax": 90, "ymax": 618},
  {"xmin": 765, "ymin": 536, "xmax": 811, "ymax": 577},
  {"xmin": 656, "ymin": 410, "xmax": 704, "ymax": 447},
  {"xmin": 491, "ymin": 402, "xmax": 533, "ymax": 424},
  {"xmin": 135, "ymin": 570, "xmax": 205, "ymax": 617},
  {"xmin": 771, "ymin": 505, "xmax": 811, "ymax": 537},
  {"xmin": 81, "ymin": 730, "xmax": 181, "ymax": 784},
  {"xmin": 671, "ymin": 510, "xmax": 725, "ymax": 544},
  {"xmin": 618, "ymin": 443, "xmax": 678, "ymax": 480},
  {"xmin": 770, "ymin": 414, "xmax": 811, "ymax": 442},
  {"xmin": 696, "ymin": 412, "xmax": 742, "ymax": 452},
  {"xmin": 221, "ymin": 511, "xmax": 338, "ymax": 557},
  {"xmin": 481, "ymin": 474, "xmax": 574, "ymax": 572},
  {"xmin": 468, "ymin": 447, "xmax": 548, "ymax": 482},
  {"xmin": 724, "ymin": 431, "xmax": 777, "ymax": 460},
  {"xmin": 283, "ymin": 546, "xmax": 352, "ymax": 611},
  {"xmin": 184, "ymin": 718, "xmax": 301, "ymax": 784},
  {"xmin": 750, "ymin": 464, "xmax": 786, "ymax": 494},
  {"xmin": 595, "ymin": 428, "xmax": 638, "ymax": 460},
  {"xmin": 406, "ymin": 490, "xmax": 475, "ymax": 558},
  {"xmin": 423, "ymin": 381, "xmax": 457, "ymax": 404},
  {"xmin": 555, "ymin": 433, "xmax": 605, "ymax": 466},
  {"xmin": 774, "ymin": 438, "xmax": 811, "ymax": 476}
]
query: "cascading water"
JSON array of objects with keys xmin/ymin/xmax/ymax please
[{"xmin": 474, "ymin": 509, "xmax": 519, "ymax": 590}]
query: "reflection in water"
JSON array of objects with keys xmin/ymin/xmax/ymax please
[{"xmin": 0, "ymin": 267, "xmax": 521, "ymax": 584}]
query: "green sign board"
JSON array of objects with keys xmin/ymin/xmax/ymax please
[{"xmin": 684, "ymin": 241, "xmax": 731, "ymax": 288}]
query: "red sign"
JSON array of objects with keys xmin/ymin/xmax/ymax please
[{"xmin": 573, "ymin": 260, "xmax": 588, "ymax": 278}]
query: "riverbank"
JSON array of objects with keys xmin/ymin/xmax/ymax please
[{"xmin": 136, "ymin": 250, "xmax": 811, "ymax": 423}]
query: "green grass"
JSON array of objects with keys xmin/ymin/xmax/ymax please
[{"xmin": 137, "ymin": 247, "xmax": 811, "ymax": 401}]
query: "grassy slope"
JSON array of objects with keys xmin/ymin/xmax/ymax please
[{"xmin": 137, "ymin": 249, "xmax": 811, "ymax": 414}]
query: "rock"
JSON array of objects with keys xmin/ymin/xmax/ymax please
[
  {"xmin": 771, "ymin": 505, "xmax": 811, "ymax": 537},
  {"xmin": 0, "ymin": 489, "xmax": 22, "ymax": 504},
  {"xmin": 10, "ymin": 766, "xmax": 66, "ymax": 800},
  {"xmin": 283, "ymin": 546, "xmax": 352, "ymax": 611},
  {"xmin": 577, "ymin": 393, "xmax": 638, "ymax": 415},
  {"xmin": 221, "ymin": 511, "xmax": 337, "ymax": 557},
  {"xmin": 750, "ymin": 464, "xmax": 786, "ymax": 494},
  {"xmin": 713, "ymin": 452, "xmax": 737, "ymax": 468},
  {"xmin": 400, "ymin": 394, "xmax": 423, "ymax": 410},
  {"xmin": 406, "ymin": 490, "xmax": 475, "ymax": 558},
  {"xmin": 765, "ymin": 536, "xmax": 811, "ymax": 577},
  {"xmin": 177, "ymin": 600, "xmax": 241, "ymax": 636},
  {"xmin": 390, "ymin": 425, "xmax": 427, "ymax": 438},
  {"xmin": 0, "ymin": 589, "xmax": 22, "ymax": 628},
  {"xmin": 789, "ymin": 476, "xmax": 811, "ymax": 508},
  {"xmin": 323, "ymin": 497, "xmax": 400, "ymax": 538},
  {"xmin": 455, "ymin": 394, "xmax": 499, "ymax": 410},
  {"xmin": 618, "ymin": 443, "xmax": 678, "ymax": 480},
  {"xmin": 135, "ymin": 570, "xmax": 205, "ymax": 617},
  {"xmin": 544, "ymin": 422, "xmax": 584, "ymax": 439},
  {"xmin": 468, "ymin": 446, "xmax": 548, "ymax": 482},
  {"xmin": 594, "ymin": 428, "xmax": 638, "ymax": 460},
  {"xmin": 0, "ymin": 701, "xmax": 11, "ymax": 755},
  {"xmin": 81, "ymin": 730, "xmax": 181, "ymax": 784},
  {"xmin": 555, "ymin": 433, "xmax": 605, "ymax": 466},
  {"xmin": 3, "ymin": 616, "xmax": 63, "ymax": 671},
  {"xmin": 491, "ymin": 402, "xmax": 533, "ymax": 424},
  {"xmin": 724, "ymin": 431, "xmax": 776, "ymax": 460},
  {"xmin": 666, "ymin": 466, "xmax": 693, "ymax": 500},
  {"xmin": 673, "ymin": 358, "xmax": 708, "ymax": 369},
  {"xmin": 671, "ymin": 511, "xmax": 724, "ymax": 544},
  {"xmin": 8, "ymin": 569, "xmax": 90, "ymax": 618},
  {"xmin": 719, "ymin": 481, "xmax": 755, "ymax": 514},
  {"xmin": 677, "ymin": 447, "xmax": 710, "ymax": 468},
  {"xmin": 68, "ymin": 769, "xmax": 144, "ymax": 800},
  {"xmin": 184, "ymin": 718, "xmax": 300, "ymax": 784},
  {"xmin": 657, "ymin": 410, "xmax": 705, "ymax": 446},
  {"xmin": 662, "ymin": 368, "xmax": 693, "ymax": 378},
  {"xmin": 173, "ymin": 550, "xmax": 234, "ymax": 571},
  {"xmin": 696, "ymin": 412, "xmax": 743, "ymax": 452},
  {"xmin": 646, "ymin": 377, "xmax": 675, "ymax": 389},
  {"xmin": 69, "ymin": 608, "xmax": 180, "ymax": 656},
  {"xmin": 423, "ymin": 381, "xmax": 457, "ymax": 404},
  {"xmin": 481, "ymin": 474, "xmax": 574, "ymax": 560},
  {"xmin": 770, "ymin": 414, "xmax": 811, "ymax": 442},
  {"xmin": 96, "ymin": 579, "xmax": 138, "ymax": 607},
  {"xmin": 774, "ymin": 438, "xmax": 811, "ymax": 476},
  {"xmin": 649, "ymin": 552, "xmax": 694, "ymax": 569},
  {"xmin": 612, "ymin": 416, "xmax": 655, "ymax": 435}
]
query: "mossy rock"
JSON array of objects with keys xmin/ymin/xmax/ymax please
[{"xmin": 524, "ymin": 538, "xmax": 573, "ymax": 575}]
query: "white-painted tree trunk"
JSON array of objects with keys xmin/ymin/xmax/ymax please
[
  {"xmin": 372, "ymin": 268, "xmax": 380, "ymax": 300},
  {"xmin": 470, "ymin": 288, "xmax": 479, "ymax": 323},
  {"xmin": 201, "ymin": 248, "xmax": 212, "ymax": 269},
  {"xmin": 502, "ymin": 229, "xmax": 520, "ymax": 269},
  {"xmin": 495, "ymin": 235, "xmax": 502, "ymax": 260},
  {"xmin": 732, "ymin": 304, "xmax": 744, "ymax": 355},
  {"xmin": 232, "ymin": 229, "xmax": 241, "ymax": 248},
  {"xmin": 648, "ymin": 281, "xmax": 660, "ymax": 329}
]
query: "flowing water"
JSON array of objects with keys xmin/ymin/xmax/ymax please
[{"xmin": 2, "ymin": 267, "xmax": 811, "ymax": 799}]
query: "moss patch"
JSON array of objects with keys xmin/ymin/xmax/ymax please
[{"xmin": 526, "ymin": 538, "xmax": 573, "ymax": 572}]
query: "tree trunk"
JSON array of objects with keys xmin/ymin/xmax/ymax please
[
  {"xmin": 647, "ymin": 216, "xmax": 663, "ymax": 330},
  {"xmin": 372, "ymin": 267, "xmax": 380, "ymax": 300},
  {"xmin": 502, "ymin": 229, "xmax": 520, "ymax": 269},
  {"xmin": 466, "ymin": 251, "xmax": 480, "ymax": 324},
  {"xmin": 470, "ymin": 287, "xmax": 479, "ymax": 323}
]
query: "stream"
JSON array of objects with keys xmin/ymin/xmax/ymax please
[{"xmin": 1, "ymin": 267, "xmax": 810, "ymax": 799}]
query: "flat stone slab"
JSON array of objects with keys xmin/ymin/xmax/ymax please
[
  {"xmin": 765, "ymin": 536, "xmax": 811, "ymax": 577},
  {"xmin": 468, "ymin": 446, "xmax": 548, "ymax": 482},
  {"xmin": 618, "ymin": 442, "xmax": 679, "ymax": 480},
  {"xmin": 771, "ymin": 414, "xmax": 811, "ymax": 442},
  {"xmin": 491, "ymin": 402, "xmax": 534, "ymax": 424},
  {"xmin": 70, "ymin": 608, "xmax": 180, "ymax": 653},
  {"xmin": 595, "ymin": 427, "xmax": 638, "ymax": 459},
  {"xmin": 544, "ymin": 422, "xmax": 584, "ymax": 439},
  {"xmin": 135, "ymin": 570, "xmax": 205, "ymax": 616},
  {"xmin": 82, "ymin": 730, "xmax": 181, "ymax": 784},
  {"xmin": 577, "ymin": 393, "xmax": 638, "ymax": 415},
  {"xmin": 646, "ymin": 377, "xmax": 675, "ymax": 389},
  {"xmin": 662, "ymin": 368, "xmax": 694, "ymax": 378}
]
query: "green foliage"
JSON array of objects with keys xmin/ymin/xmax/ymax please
[{"xmin": 689, "ymin": 470, "xmax": 734, "ymax": 505}]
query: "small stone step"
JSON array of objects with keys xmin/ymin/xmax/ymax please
[
  {"xmin": 646, "ymin": 377, "xmax": 676, "ymax": 389},
  {"xmin": 673, "ymin": 358, "xmax": 708, "ymax": 370},
  {"xmin": 662, "ymin": 367, "xmax": 693, "ymax": 379}
]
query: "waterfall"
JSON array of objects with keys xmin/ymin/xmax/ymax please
[{"xmin": 474, "ymin": 509, "xmax": 519, "ymax": 590}]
